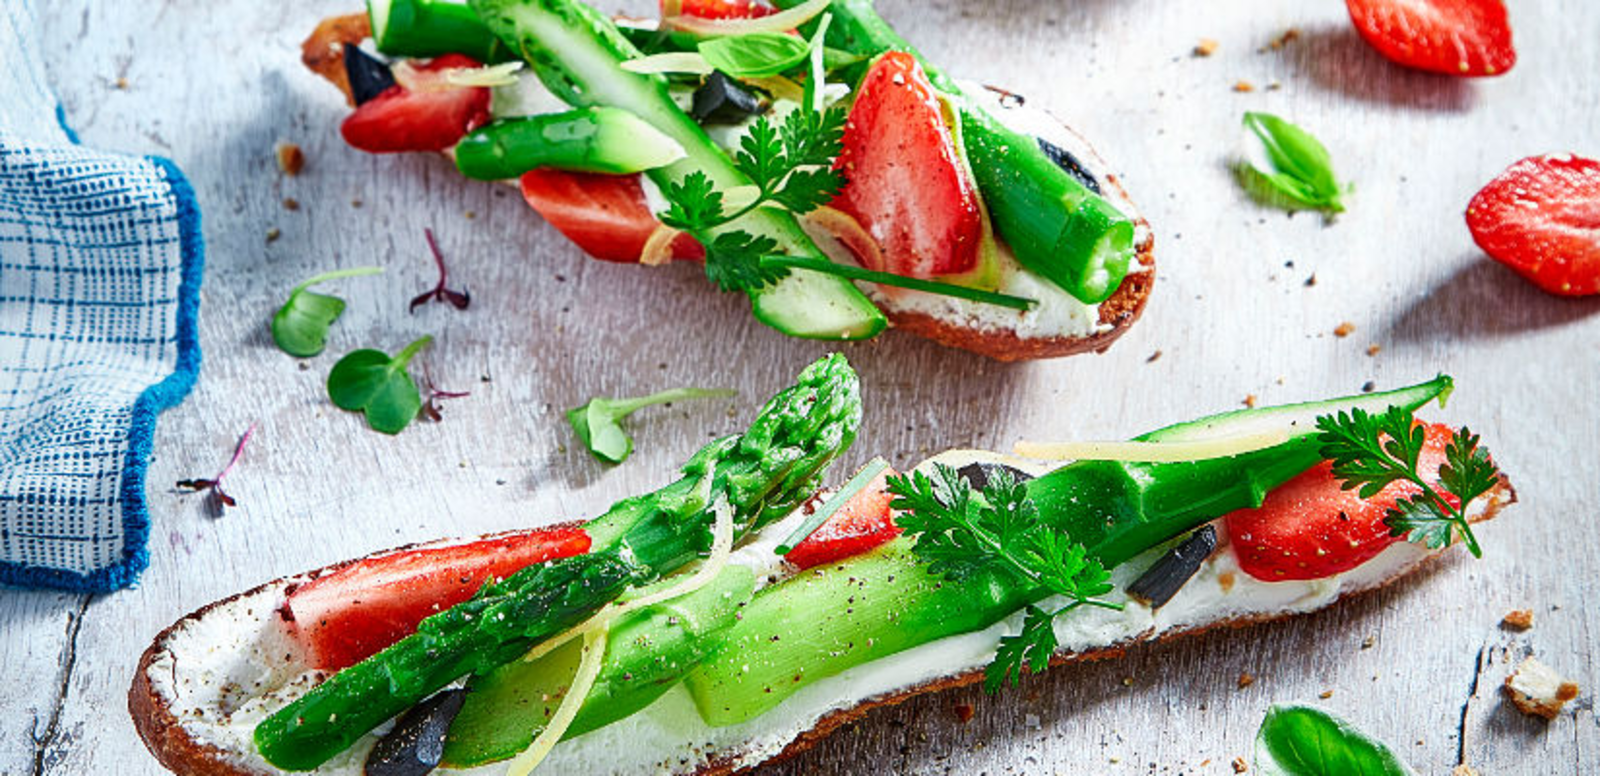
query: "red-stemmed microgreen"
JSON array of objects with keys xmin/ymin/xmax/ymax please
[
  {"xmin": 177, "ymin": 422, "xmax": 257, "ymax": 514},
  {"xmin": 410, "ymin": 229, "xmax": 471, "ymax": 313},
  {"xmin": 420, "ymin": 367, "xmax": 471, "ymax": 422}
]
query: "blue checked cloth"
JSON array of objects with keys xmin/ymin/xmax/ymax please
[{"xmin": 1, "ymin": 0, "xmax": 203, "ymax": 591}]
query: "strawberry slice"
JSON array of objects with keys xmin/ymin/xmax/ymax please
[
  {"xmin": 831, "ymin": 51, "xmax": 982, "ymax": 279},
  {"xmin": 285, "ymin": 526, "xmax": 591, "ymax": 670},
  {"xmin": 1345, "ymin": 0, "xmax": 1515, "ymax": 77},
  {"xmin": 519, "ymin": 169, "xmax": 705, "ymax": 263},
  {"xmin": 1225, "ymin": 423, "xmax": 1459, "ymax": 581},
  {"xmin": 1467, "ymin": 153, "xmax": 1600, "ymax": 297},
  {"xmin": 340, "ymin": 54, "xmax": 492, "ymax": 153},
  {"xmin": 663, "ymin": 0, "xmax": 775, "ymax": 19},
  {"xmin": 785, "ymin": 466, "xmax": 901, "ymax": 570}
]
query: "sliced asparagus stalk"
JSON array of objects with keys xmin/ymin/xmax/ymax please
[{"xmin": 454, "ymin": 108, "xmax": 687, "ymax": 179}]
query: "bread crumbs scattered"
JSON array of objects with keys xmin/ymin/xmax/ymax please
[
  {"xmin": 1237, "ymin": 672, "xmax": 1255, "ymax": 689},
  {"xmin": 1265, "ymin": 29, "xmax": 1301, "ymax": 51},
  {"xmin": 1233, "ymin": 80, "xmax": 1256, "ymax": 93},
  {"xmin": 283, "ymin": 197, "xmax": 299, "ymax": 211},
  {"xmin": 1319, "ymin": 689, "xmax": 1334, "ymax": 699},
  {"xmin": 1334, "ymin": 321, "xmax": 1356, "ymax": 338},
  {"xmin": 1232, "ymin": 756, "xmax": 1249, "ymax": 773},
  {"xmin": 275, "ymin": 142, "xmax": 304, "ymax": 176},
  {"xmin": 1366, "ymin": 344, "xmax": 1382, "ymax": 356},
  {"xmin": 1504, "ymin": 656, "xmax": 1580, "ymax": 719},
  {"xmin": 1194, "ymin": 38, "xmax": 1219, "ymax": 57},
  {"xmin": 1242, "ymin": 394, "xmax": 1257, "ymax": 408},
  {"xmin": 1502, "ymin": 608, "xmax": 1534, "ymax": 630},
  {"xmin": 265, "ymin": 227, "xmax": 281, "ymax": 243}
]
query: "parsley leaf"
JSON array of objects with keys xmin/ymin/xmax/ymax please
[
  {"xmin": 704, "ymin": 232, "xmax": 788, "ymax": 293},
  {"xmin": 888, "ymin": 463, "xmax": 1119, "ymax": 691},
  {"xmin": 660, "ymin": 171, "xmax": 725, "ymax": 233},
  {"xmin": 1314, "ymin": 409, "xmax": 1500, "ymax": 558}
]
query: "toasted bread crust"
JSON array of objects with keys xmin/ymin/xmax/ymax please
[
  {"xmin": 299, "ymin": 15, "xmax": 1153, "ymax": 362},
  {"xmin": 130, "ymin": 481, "xmax": 1512, "ymax": 776}
]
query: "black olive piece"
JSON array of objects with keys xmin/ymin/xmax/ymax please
[
  {"xmin": 364, "ymin": 688, "xmax": 467, "ymax": 776},
  {"xmin": 1036, "ymin": 137, "xmax": 1103, "ymax": 196},
  {"xmin": 690, "ymin": 72, "xmax": 766, "ymax": 125},
  {"xmin": 1126, "ymin": 524, "xmax": 1218, "ymax": 609},
  {"xmin": 954, "ymin": 461, "xmax": 1035, "ymax": 491},
  {"xmin": 343, "ymin": 43, "xmax": 397, "ymax": 107}
]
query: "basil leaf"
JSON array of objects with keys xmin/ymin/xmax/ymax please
[
  {"xmin": 1239, "ymin": 112, "xmax": 1346, "ymax": 213},
  {"xmin": 699, "ymin": 33, "xmax": 809, "ymax": 78},
  {"xmin": 1255, "ymin": 705, "xmax": 1414, "ymax": 776}
]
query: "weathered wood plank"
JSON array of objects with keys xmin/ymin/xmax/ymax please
[{"xmin": 12, "ymin": 0, "xmax": 1597, "ymax": 773}]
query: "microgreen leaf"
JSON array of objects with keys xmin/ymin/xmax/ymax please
[
  {"xmin": 698, "ymin": 32, "xmax": 811, "ymax": 78},
  {"xmin": 1314, "ymin": 408, "xmax": 1500, "ymax": 558},
  {"xmin": 568, "ymin": 387, "xmax": 737, "ymax": 464},
  {"xmin": 888, "ymin": 463, "xmax": 1120, "ymax": 691},
  {"xmin": 327, "ymin": 336, "xmax": 432, "ymax": 435},
  {"xmin": 272, "ymin": 267, "xmax": 385, "ymax": 357},
  {"xmin": 420, "ymin": 368, "xmax": 470, "ymax": 422},
  {"xmin": 176, "ymin": 422, "xmax": 256, "ymax": 516},
  {"xmin": 1254, "ymin": 705, "xmax": 1414, "ymax": 776},
  {"xmin": 410, "ymin": 229, "xmax": 471, "ymax": 313},
  {"xmin": 1238, "ymin": 112, "xmax": 1346, "ymax": 214}
]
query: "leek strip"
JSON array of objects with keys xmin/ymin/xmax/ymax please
[
  {"xmin": 504, "ymin": 628, "xmax": 609, "ymax": 776},
  {"xmin": 663, "ymin": 0, "xmax": 830, "ymax": 36}
]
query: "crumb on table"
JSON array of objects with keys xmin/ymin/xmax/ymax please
[
  {"xmin": 1502, "ymin": 609, "xmax": 1535, "ymax": 631},
  {"xmin": 1504, "ymin": 656, "xmax": 1580, "ymax": 719}
]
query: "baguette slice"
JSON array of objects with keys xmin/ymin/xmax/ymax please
[
  {"xmin": 300, "ymin": 15, "xmax": 1153, "ymax": 362},
  {"xmin": 129, "ymin": 451, "xmax": 1512, "ymax": 776}
]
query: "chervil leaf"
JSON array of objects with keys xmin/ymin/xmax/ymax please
[
  {"xmin": 1383, "ymin": 494, "xmax": 1456, "ymax": 549},
  {"xmin": 781, "ymin": 105, "xmax": 846, "ymax": 168},
  {"xmin": 1440, "ymin": 427, "xmax": 1499, "ymax": 504},
  {"xmin": 770, "ymin": 168, "xmax": 843, "ymax": 214},
  {"xmin": 660, "ymin": 171, "xmax": 724, "ymax": 233},
  {"xmin": 733, "ymin": 116, "xmax": 787, "ymax": 192},
  {"xmin": 703, "ymin": 232, "xmax": 787, "ymax": 293}
]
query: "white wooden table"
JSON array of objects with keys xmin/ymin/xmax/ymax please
[{"xmin": 5, "ymin": 1, "xmax": 1596, "ymax": 773}]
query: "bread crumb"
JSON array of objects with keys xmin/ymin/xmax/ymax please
[
  {"xmin": 1501, "ymin": 609, "xmax": 1534, "ymax": 631},
  {"xmin": 114, "ymin": 76, "xmax": 129, "ymax": 90},
  {"xmin": 1121, "ymin": 676, "xmax": 1135, "ymax": 687},
  {"xmin": 265, "ymin": 227, "xmax": 281, "ymax": 243},
  {"xmin": 1267, "ymin": 29, "xmax": 1301, "ymax": 50},
  {"xmin": 464, "ymin": 209, "xmax": 477, "ymax": 220},
  {"xmin": 1237, "ymin": 672, "xmax": 1255, "ymax": 689},
  {"xmin": 275, "ymin": 142, "xmax": 305, "ymax": 176},
  {"xmin": 953, "ymin": 703, "xmax": 975, "ymax": 723},
  {"xmin": 1334, "ymin": 321, "xmax": 1356, "ymax": 338},
  {"xmin": 1232, "ymin": 756, "xmax": 1249, "ymax": 773},
  {"xmin": 1504, "ymin": 656, "xmax": 1580, "ymax": 719},
  {"xmin": 1318, "ymin": 689, "xmax": 1334, "ymax": 699},
  {"xmin": 1147, "ymin": 350, "xmax": 1163, "ymax": 363},
  {"xmin": 282, "ymin": 197, "xmax": 299, "ymax": 211},
  {"xmin": 1304, "ymin": 273, "xmax": 1317, "ymax": 287},
  {"xmin": 351, "ymin": 198, "xmax": 364, "ymax": 208},
  {"xmin": 1452, "ymin": 766, "xmax": 1479, "ymax": 776},
  {"xmin": 1366, "ymin": 344, "xmax": 1382, "ymax": 357},
  {"xmin": 1194, "ymin": 38, "xmax": 1220, "ymax": 57},
  {"xmin": 1242, "ymin": 394, "xmax": 1257, "ymax": 408},
  {"xmin": 1233, "ymin": 80, "xmax": 1256, "ymax": 93},
  {"xmin": 1361, "ymin": 635, "xmax": 1376, "ymax": 649}
]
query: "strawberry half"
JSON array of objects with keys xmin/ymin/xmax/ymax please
[
  {"xmin": 785, "ymin": 466, "xmax": 901, "ymax": 570},
  {"xmin": 1225, "ymin": 423, "xmax": 1458, "ymax": 581},
  {"xmin": 1345, "ymin": 0, "xmax": 1515, "ymax": 77},
  {"xmin": 1467, "ymin": 153, "xmax": 1600, "ymax": 297},
  {"xmin": 284, "ymin": 526, "xmax": 591, "ymax": 670},
  {"xmin": 831, "ymin": 51, "xmax": 983, "ymax": 279},
  {"xmin": 340, "ymin": 54, "xmax": 492, "ymax": 153},
  {"xmin": 662, "ymin": 0, "xmax": 775, "ymax": 19},
  {"xmin": 519, "ymin": 169, "xmax": 704, "ymax": 263}
]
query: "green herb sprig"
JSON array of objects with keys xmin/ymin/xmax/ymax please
[
  {"xmin": 886, "ymin": 464, "xmax": 1119, "ymax": 692},
  {"xmin": 568, "ymin": 387, "xmax": 737, "ymax": 464},
  {"xmin": 272, "ymin": 267, "xmax": 385, "ymax": 357},
  {"xmin": 1255, "ymin": 705, "xmax": 1414, "ymax": 776},
  {"xmin": 1315, "ymin": 407, "xmax": 1500, "ymax": 557},
  {"xmin": 327, "ymin": 336, "xmax": 433, "ymax": 435},
  {"xmin": 1237, "ymin": 112, "xmax": 1347, "ymax": 215}
]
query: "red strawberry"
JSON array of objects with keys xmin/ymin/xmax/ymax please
[
  {"xmin": 519, "ymin": 169, "xmax": 704, "ymax": 263},
  {"xmin": 285, "ymin": 526, "xmax": 591, "ymax": 670},
  {"xmin": 662, "ymin": 0, "xmax": 775, "ymax": 19},
  {"xmin": 831, "ymin": 52, "xmax": 983, "ymax": 279},
  {"xmin": 1467, "ymin": 153, "xmax": 1600, "ymax": 297},
  {"xmin": 785, "ymin": 466, "xmax": 901, "ymax": 570},
  {"xmin": 340, "ymin": 54, "xmax": 492, "ymax": 153},
  {"xmin": 1225, "ymin": 423, "xmax": 1458, "ymax": 581},
  {"xmin": 1345, "ymin": 0, "xmax": 1515, "ymax": 77}
]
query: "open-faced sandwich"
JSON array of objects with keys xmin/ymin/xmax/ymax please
[
  {"xmin": 299, "ymin": 0, "xmax": 1154, "ymax": 360},
  {"xmin": 131, "ymin": 354, "xmax": 1514, "ymax": 775}
]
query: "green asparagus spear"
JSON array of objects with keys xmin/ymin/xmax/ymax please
[
  {"xmin": 776, "ymin": 0, "xmax": 1137, "ymax": 304},
  {"xmin": 368, "ymin": 0, "xmax": 513, "ymax": 63},
  {"xmin": 454, "ymin": 108, "xmax": 687, "ymax": 180},
  {"xmin": 470, "ymin": 0, "xmax": 886, "ymax": 340},
  {"xmin": 254, "ymin": 354, "xmax": 862, "ymax": 770}
]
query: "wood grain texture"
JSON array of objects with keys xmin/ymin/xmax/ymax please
[{"xmin": 4, "ymin": 0, "xmax": 1596, "ymax": 773}]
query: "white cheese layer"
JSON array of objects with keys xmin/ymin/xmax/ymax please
[{"xmin": 146, "ymin": 449, "xmax": 1479, "ymax": 776}]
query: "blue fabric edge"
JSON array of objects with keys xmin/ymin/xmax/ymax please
[{"xmin": 0, "ymin": 156, "xmax": 205, "ymax": 593}]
